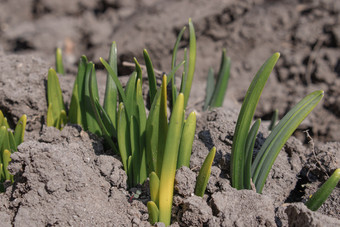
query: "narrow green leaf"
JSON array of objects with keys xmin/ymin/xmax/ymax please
[
  {"xmin": 0, "ymin": 110, "xmax": 4, "ymax": 126},
  {"xmin": 130, "ymin": 115, "xmax": 140, "ymax": 186},
  {"xmin": 84, "ymin": 63, "xmax": 101, "ymax": 135},
  {"xmin": 143, "ymin": 49, "xmax": 157, "ymax": 104},
  {"xmin": 145, "ymin": 96, "xmax": 161, "ymax": 174},
  {"xmin": 14, "ymin": 114, "xmax": 27, "ymax": 147},
  {"xmin": 194, "ymin": 147, "xmax": 216, "ymax": 197},
  {"xmin": 69, "ymin": 56, "xmax": 88, "ymax": 126},
  {"xmin": 0, "ymin": 126, "xmax": 7, "ymax": 156},
  {"xmin": 1, "ymin": 126, "xmax": 10, "ymax": 152},
  {"xmin": 268, "ymin": 109, "xmax": 279, "ymax": 131},
  {"xmin": 100, "ymin": 57, "xmax": 127, "ymax": 105},
  {"xmin": 158, "ymin": 93, "xmax": 184, "ymax": 225},
  {"xmin": 180, "ymin": 48, "xmax": 188, "ymax": 94},
  {"xmin": 244, "ymin": 119, "xmax": 261, "ymax": 189},
  {"xmin": 306, "ymin": 168, "xmax": 340, "ymax": 211},
  {"xmin": 136, "ymin": 79, "xmax": 147, "ymax": 183},
  {"xmin": 203, "ymin": 67, "xmax": 215, "ymax": 110},
  {"xmin": 2, "ymin": 149, "xmax": 12, "ymax": 181},
  {"xmin": 103, "ymin": 42, "xmax": 118, "ymax": 131},
  {"xmin": 177, "ymin": 111, "xmax": 196, "ymax": 169},
  {"xmin": 171, "ymin": 26, "xmax": 186, "ymax": 108},
  {"xmin": 149, "ymin": 172, "xmax": 160, "ymax": 206},
  {"xmin": 171, "ymin": 26, "xmax": 186, "ymax": 70},
  {"xmin": 134, "ymin": 58, "xmax": 143, "ymax": 82},
  {"xmin": 0, "ymin": 163, "xmax": 4, "ymax": 183},
  {"xmin": 231, "ymin": 53, "xmax": 280, "ymax": 190},
  {"xmin": 252, "ymin": 90, "xmax": 324, "ymax": 193},
  {"xmin": 117, "ymin": 103, "xmax": 130, "ymax": 173},
  {"xmin": 209, "ymin": 49, "xmax": 231, "ymax": 108},
  {"xmin": 55, "ymin": 48, "xmax": 65, "ymax": 75},
  {"xmin": 94, "ymin": 99, "xmax": 116, "ymax": 138},
  {"xmin": 7, "ymin": 130, "xmax": 17, "ymax": 152},
  {"xmin": 183, "ymin": 18, "xmax": 196, "ymax": 109},
  {"xmin": 156, "ymin": 75, "xmax": 168, "ymax": 177},
  {"xmin": 47, "ymin": 68, "xmax": 65, "ymax": 127},
  {"xmin": 168, "ymin": 61, "xmax": 185, "ymax": 85},
  {"xmin": 147, "ymin": 201, "xmax": 159, "ymax": 225},
  {"xmin": 88, "ymin": 66, "xmax": 118, "ymax": 152},
  {"xmin": 125, "ymin": 72, "xmax": 137, "ymax": 119},
  {"xmin": 46, "ymin": 103, "xmax": 54, "ymax": 127},
  {"xmin": 127, "ymin": 155, "xmax": 133, "ymax": 187}
]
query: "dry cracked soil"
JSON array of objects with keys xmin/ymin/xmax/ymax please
[{"xmin": 0, "ymin": 0, "xmax": 339, "ymax": 226}]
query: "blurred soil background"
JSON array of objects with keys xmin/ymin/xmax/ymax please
[{"xmin": 1, "ymin": 0, "xmax": 340, "ymax": 143}]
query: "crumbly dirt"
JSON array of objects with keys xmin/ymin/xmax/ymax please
[{"xmin": 0, "ymin": 0, "xmax": 339, "ymax": 226}]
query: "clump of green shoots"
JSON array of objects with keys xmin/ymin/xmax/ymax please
[
  {"xmin": 47, "ymin": 19, "xmax": 216, "ymax": 226},
  {"xmin": 47, "ymin": 52, "xmax": 108, "ymax": 142},
  {"xmin": 204, "ymin": 49, "xmax": 231, "ymax": 110},
  {"xmin": 0, "ymin": 110, "xmax": 26, "ymax": 191},
  {"xmin": 230, "ymin": 53, "xmax": 324, "ymax": 193}
]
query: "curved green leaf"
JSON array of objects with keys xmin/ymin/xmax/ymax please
[
  {"xmin": 103, "ymin": 42, "xmax": 118, "ymax": 130},
  {"xmin": 252, "ymin": 90, "xmax": 324, "ymax": 193},
  {"xmin": 143, "ymin": 49, "xmax": 157, "ymax": 104},
  {"xmin": 158, "ymin": 93, "xmax": 184, "ymax": 225},
  {"xmin": 231, "ymin": 52, "xmax": 280, "ymax": 190},
  {"xmin": 306, "ymin": 168, "xmax": 340, "ymax": 211},
  {"xmin": 177, "ymin": 111, "xmax": 196, "ymax": 169},
  {"xmin": 244, "ymin": 119, "xmax": 261, "ymax": 189},
  {"xmin": 194, "ymin": 147, "xmax": 216, "ymax": 197},
  {"xmin": 183, "ymin": 18, "xmax": 196, "ymax": 109},
  {"xmin": 14, "ymin": 114, "xmax": 27, "ymax": 147},
  {"xmin": 147, "ymin": 201, "xmax": 159, "ymax": 225}
]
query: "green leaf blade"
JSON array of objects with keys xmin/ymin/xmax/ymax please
[
  {"xmin": 14, "ymin": 114, "xmax": 27, "ymax": 147},
  {"xmin": 209, "ymin": 49, "xmax": 231, "ymax": 108},
  {"xmin": 306, "ymin": 168, "xmax": 340, "ymax": 211},
  {"xmin": 244, "ymin": 119, "xmax": 261, "ymax": 189},
  {"xmin": 194, "ymin": 147, "xmax": 216, "ymax": 197},
  {"xmin": 143, "ymin": 49, "xmax": 157, "ymax": 104},
  {"xmin": 47, "ymin": 68, "xmax": 65, "ymax": 128},
  {"xmin": 252, "ymin": 90, "xmax": 324, "ymax": 193},
  {"xmin": 147, "ymin": 201, "xmax": 159, "ymax": 225},
  {"xmin": 183, "ymin": 18, "xmax": 196, "ymax": 109},
  {"xmin": 231, "ymin": 52, "xmax": 280, "ymax": 190},
  {"xmin": 158, "ymin": 93, "xmax": 185, "ymax": 225},
  {"xmin": 103, "ymin": 42, "xmax": 118, "ymax": 130},
  {"xmin": 177, "ymin": 111, "xmax": 196, "ymax": 169}
]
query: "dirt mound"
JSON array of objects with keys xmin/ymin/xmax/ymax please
[{"xmin": 0, "ymin": 125, "xmax": 149, "ymax": 226}]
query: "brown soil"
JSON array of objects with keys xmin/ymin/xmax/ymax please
[{"xmin": 0, "ymin": 0, "xmax": 339, "ymax": 226}]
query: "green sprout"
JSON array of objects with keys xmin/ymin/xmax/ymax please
[
  {"xmin": 306, "ymin": 168, "xmax": 340, "ymax": 211},
  {"xmin": 230, "ymin": 53, "xmax": 324, "ymax": 193},
  {"xmin": 0, "ymin": 110, "xmax": 27, "ymax": 190},
  {"xmin": 194, "ymin": 146, "xmax": 216, "ymax": 197},
  {"xmin": 204, "ymin": 49, "xmax": 231, "ymax": 110},
  {"xmin": 55, "ymin": 47, "xmax": 65, "ymax": 75},
  {"xmin": 170, "ymin": 19, "xmax": 196, "ymax": 109}
]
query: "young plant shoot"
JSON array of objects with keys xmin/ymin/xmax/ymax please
[
  {"xmin": 306, "ymin": 169, "xmax": 340, "ymax": 211},
  {"xmin": 204, "ymin": 49, "xmax": 231, "ymax": 110},
  {"xmin": 230, "ymin": 52, "xmax": 324, "ymax": 193}
]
